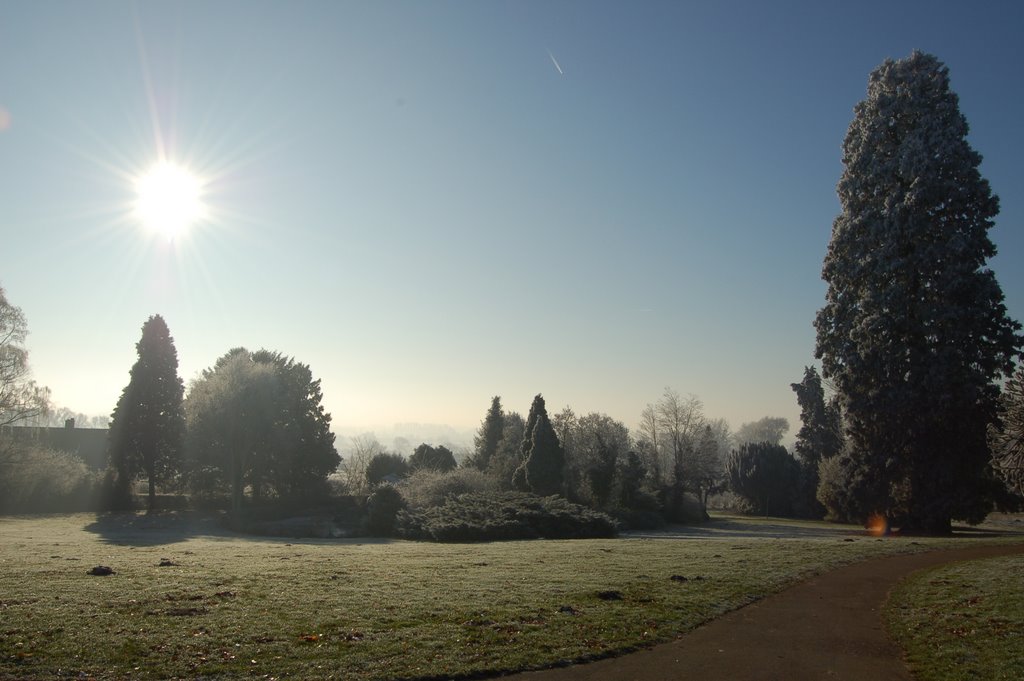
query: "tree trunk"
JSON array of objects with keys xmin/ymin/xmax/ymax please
[{"xmin": 231, "ymin": 451, "xmax": 243, "ymax": 516}]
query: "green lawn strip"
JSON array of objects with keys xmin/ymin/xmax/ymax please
[
  {"xmin": 887, "ymin": 553, "xmax": 1024, "ymax": 681},
  {"xmin": 0, "ymin": 514, "xmax": 1017, "ymax": 680}
]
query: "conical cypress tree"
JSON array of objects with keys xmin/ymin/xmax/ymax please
[
  {"xmin": 108, "ymin": 315, "xmax": 186, "ymax": 511},
  {"xmin": 523, "ymin": 395, "xmax": 565, "ymax": 497}
]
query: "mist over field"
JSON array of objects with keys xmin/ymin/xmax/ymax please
[{"xmin": 334, "ymin": 424, "xmax": 475, "ymax": 459}]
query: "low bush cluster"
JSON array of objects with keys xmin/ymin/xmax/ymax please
[
  {"xmin": 727, "ymin": 442, "xmax": 802, "ymax": 517},
  {"xmin": 816, "ymin": 452, "xmax": 868, "ymax": 523},
  {"xmin": 0, "ymin": 444, "xmax": 101, "ymax": 513},
  {"xmin": 396, "ymin": 491, "xmax": 617, "ymax": 542},
  {"xmin": 610, "ymin": 507, "xmax": 665, "ymax": 530},
  {"xmin": 399, "ymin": 468, "xmax": 495, "ymax": 509},
  {"xmin": 364, "ymin": 484, "xmax": 406, "ymax": 536}
]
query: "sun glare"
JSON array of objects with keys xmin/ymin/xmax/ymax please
[{"xmin": 134, "ymin": 161, "xmax": 206, "ymax": 240}]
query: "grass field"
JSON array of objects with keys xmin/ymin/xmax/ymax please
[
  {"xmin": 0, "ymin": 512, "xmax": 1019, "ymax": 680},
  {"xmin": 887, "ymin": 552, "xmax": 1024, "ymax": 681}
]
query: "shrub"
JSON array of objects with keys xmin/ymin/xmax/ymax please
[
  {"xmin": 792, "ymin": 458, "xmax": 826, "ymax": 519},
  {"xmin": 97, "ymin": 467, "xmax": 130, "ymax": 511},
  {"xmin": 408, "ymin": 444, "xmax": 458, "ymax": 473},
  {"xmin": 325, "ymin": 470, "xmax": 347, "ymax": 497},
  {"xmin": 400, "ymin": 468, "xmax": 496, "ymax": 510},
  {"xmin": 0, "ymin": 444, "xmax": 101, "ymax": 513},
  {"xmin": 364, "ymin": 484, "xmax": 406, "ymax": 536},
  {"xmin": 816, "ymin": 453, "xmax": 866, "ymax": 523},
  {"xmin": 611, "ymin": 507, "xmax": 665, "ymax": 530},
  {"xmin": 185, "ymin": 460, "xmax": 231, "ymax": 508},
  {"xmin": 366, "ymin": 453, "xmax": 409, "ymax": 487},
  {"xmin": 726, "ymin": 442, "xmax": 800, "ymax": 517},
  {"xmin": 659, "ymin": 487, "xmax": 709, "ymax": 523},
  {"xmin": 397, "ymin": 491, "xmax": 617, "ymax": 542}
]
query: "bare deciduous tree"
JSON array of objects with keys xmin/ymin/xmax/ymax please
[
  {"xmin": 339, "ymin": 434, "xmax": 387, "ymax": 495},
  {"xmin": 0, "ymin": 286, "xmax": 49, "ymax": 428}
]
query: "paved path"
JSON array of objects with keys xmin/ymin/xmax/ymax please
[{"xmin": 502, "ymin": 543, "xmax": 1024, "ymax": 681}]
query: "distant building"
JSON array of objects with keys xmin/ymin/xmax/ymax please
[{"xmin": 0, "ymin": 419, "xmax": 108, "ymax": 470}]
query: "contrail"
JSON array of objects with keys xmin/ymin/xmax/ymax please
[{"xmin": 548, "ymin": 50, "xmax": 564, "ymax": 76}]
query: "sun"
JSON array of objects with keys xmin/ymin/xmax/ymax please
[{"xmin": 134, "ymin": 161, "xmax": 206, "ymax": 240}]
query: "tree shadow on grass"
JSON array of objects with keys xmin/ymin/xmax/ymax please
[
  {"xmin": 84, "ymin": 510, "xmax": 396, "ymax": 547},
  {"xmin": 625, "ymin": 516, "xmax": 868, "ymax": 541},
  {"xmin": 84, "ymin": 511, "xmax": 235, "ymax": 546},
  {"xmin": 945, "ymin": 523, "xmax": 1024, "ymax": 539}
]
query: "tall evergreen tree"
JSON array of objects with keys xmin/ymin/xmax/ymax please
[
  {"xmin": 514, "ymin": 394, "xmax": 565, "ymax": 496},
  {"xmin": 469, "ymin": 396, "xmax": 504, "ymax": 471},
  {"xmin": 726, "ymin": 442, "xmax": 800, "ymax": 517},
  {"xmin": 524, "ymin": 400, "xmax": 565, "ymax": 497},
  {"xmin": 790, "ymin": 366, "xmax": 842, "ymax": 467},
  {"xmin": 521, "ymin": 394, "xmax": 545, "ymax": 458},
  {"xmin": 490, "ymin": 411, "xmax": 526, "ymax": 490},
  {"xmin": 814, "ymin": 52, "xmax": 1022, "ymax": 532},
  {"xmin": 185, "ymin": 347, "xmax": 338, "ymax": 510},
  {"xmin": 512, "ymin": 394, "xmax": 547, "ymax": 491},
  {"xmin": 249, "ymin": 349, "xmax": 338, "ymax": 500},
  {"xmin": 789, "ymin": 367, "xmax": 842, "ymax": 519},
  {"xmin": 108, "ymin": 315, "xmax": 186, "ymax": 511}
]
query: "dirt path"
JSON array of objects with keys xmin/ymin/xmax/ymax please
[{"xmin": 502, "ymin": 543, "xmax": 1024, "ymax": 681}]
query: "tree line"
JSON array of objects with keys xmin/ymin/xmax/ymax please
[
  {"xmin": 98, "ymin": 50, "xmax": 1024, "ymax": 531},
  {"xmin": 102, "ymin": 307, "xmax": 806, "ymax": 527},
  {"xmin": 4, "ymin": 50, "xmax": 1024, "ymax": 530},
  {"xmin": 345, "ymin": 388, "xmax": 812, "ymax": 530}
]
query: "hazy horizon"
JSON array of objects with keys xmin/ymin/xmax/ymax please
[{"xmin": 3, "ymin": 1, "xmax": 1022, "ymax": 441}]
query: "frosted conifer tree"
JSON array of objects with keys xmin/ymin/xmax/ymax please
[
  {"xmin": 520, "ymin": 394, "xmax": 565, "ymax": 497},
  {"xmin": 790, "ymin": 366, "xmax": 842, "ymax": 467},
  {"xmin": 109, "ymin": 315, "xmax": 186, "ymax": 510},
  {"xmin": 469, "ymin": 396, "xmax": 504, "ymax": 471},
  {"xmin": 814, "ymin": 52, "xmax": 1022, "ymax": 533}
]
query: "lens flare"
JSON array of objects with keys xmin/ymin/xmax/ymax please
[{"xmin": 867, "ymin": 513, "xmax": 889, "ymax": 537}]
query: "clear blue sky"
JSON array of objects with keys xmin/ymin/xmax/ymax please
[{"xmin": 2, "ymin": 1, "xmax": 1022, "ymax": 437}]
